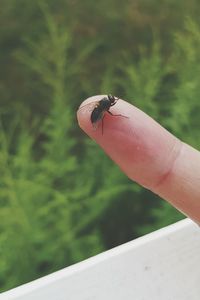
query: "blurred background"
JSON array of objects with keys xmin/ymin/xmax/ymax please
[{"xmin": 1, "ymin": 0, "xmax": 200, "ymax": 292}]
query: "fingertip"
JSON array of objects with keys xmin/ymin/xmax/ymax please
[{"xmin": 76, "ymin": 95, "xmax": 178, "ymax": 189}]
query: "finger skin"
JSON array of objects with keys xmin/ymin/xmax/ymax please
[{"xmin": 77, "ymin": 95, "xmax": 200, "ymax": 224}]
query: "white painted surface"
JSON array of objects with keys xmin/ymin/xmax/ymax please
[{"xmin": 1, "ymin": 218, "xmax": 200, "ymax": 300}]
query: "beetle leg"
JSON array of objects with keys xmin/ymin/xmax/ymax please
[
  {"xmin": 107, "ymin": 110, "xmax": 128, "ymax": 118},
  {"xmin": 110, "ymin": 100, "xmax": 118, "ymax": 106}
]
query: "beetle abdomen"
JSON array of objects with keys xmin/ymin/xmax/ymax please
[{"xmin": 91, "ymin": 107, "xmax": 104, "ymax": 124}]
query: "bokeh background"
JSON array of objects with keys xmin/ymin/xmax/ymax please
[{"xmin": 1, "ymin": 0, "xmax": 200, "ymax": 292}]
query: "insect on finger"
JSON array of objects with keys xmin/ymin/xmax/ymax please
[{"xmin": 79, "ymin": 94, "xmax": 128, "ymax": 135}]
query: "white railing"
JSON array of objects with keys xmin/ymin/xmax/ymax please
[{"xmin": 1, "ymin": 218, "xmax": 200, "ymax": 300}]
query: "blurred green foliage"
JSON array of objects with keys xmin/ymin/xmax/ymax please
[{"xmin": 0, "ymin": 0, "xmax": 200, "ymax": 292}]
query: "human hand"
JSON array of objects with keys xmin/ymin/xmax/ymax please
[{"xmin": 77, "ymin": 95, "xmax": 200, "ymax": 224}]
